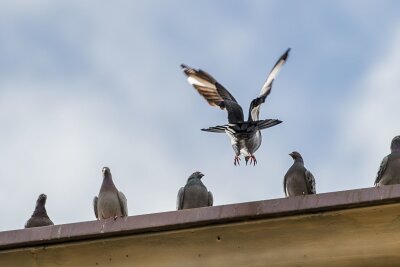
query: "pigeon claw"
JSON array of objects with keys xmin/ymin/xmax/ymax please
[
  {"xmin": 114, "ymin": 216, "xmax": 118, "ymax": 221},
  {"xmin": 249, "ymin": 155, "xmax": 257, "ymax": 166},
  {"xmin": 234, "ymin": 156, "xmax": 241, "ymax": 166}
]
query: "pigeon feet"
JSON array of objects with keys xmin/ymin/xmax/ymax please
[
  {"xmin": 234, "ymin": 156, "xmax": 241, "ymax": 166},
  {"xmin": 114, "ymin": 216, "xmax": 118, "ymax": 221},
  {"xmin": 248, "ymin": 155, "xmax": 257, "ymax": 166}
]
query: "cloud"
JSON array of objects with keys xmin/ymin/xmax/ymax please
[
  {"xmin": 320, "ymin": 21, "xmax": 400, "ymax": 190},
  {"xmin": 1, "ymin": 1, "xmax": 400, "ymax": 231},
  {"xmin": 0, "ymin": 84, "xmax": 186, "ymax": 229}
]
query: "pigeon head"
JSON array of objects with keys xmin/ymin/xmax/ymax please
[
  {"xmin": 289, "ymin": 151, "xmax": 303, "ymax": 161},
  {"xmin": 101, "ymin": 166, "xmax": 116, "ymax": 188},
  {"xmin": 391, "ymin": 136, "xmax": 400, "ymax": 152},
  {"xmin": 188, "ymin": 171, "xmax": 204, "ymax": 181},
  {"xmin": 102, "ymin": 167, "xmax": 112, "ymax": 177},
  {"xmin": 37, "ymin": 194, "xmax": 47, "ymax": 206}
]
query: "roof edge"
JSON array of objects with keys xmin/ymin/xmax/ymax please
[{"xmin": 2, "ymin": 185, "xmax": 400, "ymax": 250}]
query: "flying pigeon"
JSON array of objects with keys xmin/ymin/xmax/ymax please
[
  {"xmin": 181, "ymin": 48, "xmax": 290, "ymax": 166},
  {"xmin": 25, "ymin": 194, "xmax": 54, "ymax": 228},
  {"xmin": 177, "ymin": 171, "xmax": 213, "ymax": 210},
  {"xmin": 93, "ymin": 167, "xmax": 128, "ymax": 220},
  {"xmin": 284, "ymin": 151, "xmax": 316, "ymax": 197},
  {"xmin": 375, "ymin": 136, "xmax": 400, "ymax": 186}
]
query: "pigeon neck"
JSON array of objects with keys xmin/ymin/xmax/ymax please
[
  {"xmin": 187, "ymin": 178, "xmax": 202, "ymax": 185},
  {"xmin": 392, "ymin": 148, "xmax": 400, "ymax": 153},
  {"xmin": 294, "ymin": 158, "xmax": 304, "ymax": 164},
  {"xmin": 102, "ymin": 175, "xmax": 116, "ymax": 188},
  {"xmin": 391, "ymin": 138, "xmax": 400, "ymax": 151},
  {"xmin": 32, "ymin": 203, "xmax": 48, "ymax": 217}
]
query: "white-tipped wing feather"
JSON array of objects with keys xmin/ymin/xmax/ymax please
[
  {"xmin": 249, "ymin": 48, "xmax": 290, "ymax": 121},
  {"xmin": 93, "ymin": 196, "xmax": 98, "ymax": 219},
  {"xmin": 117, "ymin": 191, "xmax": 128, "ymax": 217},
  {"xmin": 375, "ymin": 156, "xmax": 388, "ymax": 186},
  {"xmin": 181, "ymin": 64, "xmax": 238, "ymax": 108},
  {"xmin": 177, "ymin": 187, "xmax": 184, "ymax": 210},
  {"xmin": 260, "ymin": 48, "xmax": 291, "ymax": 97},
  {"xmin": 208, "ymin": 191, "xmax": 213, "ymax": 206},
  {"xmin": 305, "ymin": 170, "xmax": 316, "ymax": 194}
]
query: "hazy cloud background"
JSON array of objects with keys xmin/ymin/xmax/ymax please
[{"xmin": 1, "ymin": 1, "xmax": 400, "ymax": 231}]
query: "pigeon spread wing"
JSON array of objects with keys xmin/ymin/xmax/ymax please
[
  {"xmin": 181, "ymin": 64, "xmax": 237, "ymax": 106},
  {"xmin": 117, "ymin": 191, "xmax": 128, "ymax": 217},
  {"xmin": 177, "ymin": 187, "xmax": 184, "ymax": 210},
  {"xmin": 93, "ymin": 196, "xmax": 99, "ymax": 219},
  {"xmin": 305, "ymin": 170, "xmax": 316, "ymax": 194},
  {"xmin": 375, "ymin": 156, "xmax": 388, "ymax": 186},
  {"xmin": 181, "ymin": 64, "xmax": 244, "ymax": 123},
  {"xmin": 283, "ymin": 173, "xmax": 289, "ymax": 197},
  {"xmin": 248, "ymin": 48, "xmax": 290, "ymax": 121}
]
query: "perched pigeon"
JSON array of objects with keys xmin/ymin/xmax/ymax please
[
  {"xmin": 284, "ymin": 151, "xmax": 316, "ymax": 197},
  {"xmin": 25, "ymin": 194, "xmax": 54, "ymax": 228},
  {"xmin": 177, "ymin": 171, "xmax": 213, "ymax": 210},
  {"xmin": 181, "ymin": 49, "xmax": 290, "ymax": 166},
  {"xmin": 375, "ymin": 136, "xmax": 400, "ymax": 186},
  {"xmin": 93, "ymin": 167, "xmax": 128, "ymax": 220}
]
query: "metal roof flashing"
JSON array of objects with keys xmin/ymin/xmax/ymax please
[{"xmin": 1, "ymin": 185, "xmax": 400, "ymax": 251}]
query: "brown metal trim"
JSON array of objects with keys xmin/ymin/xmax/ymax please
[{"xmin": 2, "ymin": 185, "xmax": 400, "ymax": 250}]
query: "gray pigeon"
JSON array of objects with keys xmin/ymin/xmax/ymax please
[
  {"xmin": 181, "ymin": 49, "xmax": 290, "ymax": 166},
  {"xmin": 375, "ymin": 136, "xmax": 400, "ymax": 186},
  {"xmin": 177, "ymin": 171, "xmax": 213, "ymax": 210},
  {"xmin": 93, "ymin": 167, "xmax": 128, "ymax": 220},
  {"xmin": 284, "ymin": 151, "xmax": 316, "ymax": 197},
  {"xmin": 25, "ymin": 194, "xmax": 54, "ymax": 228}
]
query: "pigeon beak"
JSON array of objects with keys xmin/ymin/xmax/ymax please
[{"xmin": 199, "ymin": 173, "xmax": 205, "ymax": 178}]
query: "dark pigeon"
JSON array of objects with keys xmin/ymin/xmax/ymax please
[
  {"xmin": 181, "ymin": 48, "xmax": 290, "ymax": 166},
  {"xmin": 284, "ymin": 151, "xmax": 316, "ymax": 197},
  {"xmin": 177, "ymin": 171, "xmax": 213, "ymax": 210},
  {"xmin": 93, "ymin": 167, "xmax": 128, "ymax": 220},
  {"xmin": 375, "ymin": 136, "xmax": 400, "ymax": 186},
  {"xmin": 25, "ymin": 194, "xmax": 54, "ymax": 228}
]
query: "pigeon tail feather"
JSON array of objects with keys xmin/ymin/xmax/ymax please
[
  {"xmin": 201, "ymin": 125, "xmax": 227, "ymax": 133},
  {"xmin": 256, "ymin": 119, "xmax": 282, "ymax": 130}
]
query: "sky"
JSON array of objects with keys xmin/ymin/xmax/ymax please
[{"xmin": 1, "ymin": 0, "xmax": 400, "ymax": 231}]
